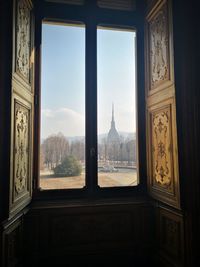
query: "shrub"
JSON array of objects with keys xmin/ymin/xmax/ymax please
[{"xmin": 54, "ymin": 155, "xmax": 82, "ymax": 177}]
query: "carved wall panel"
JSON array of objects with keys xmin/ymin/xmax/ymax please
[
  {"xmin": 9, "ymin": 0, "xmax": 34, "ymax": 216},
  {"xmin": 10, "ymin": 96, "xmax": 32, "ymax": 215},
  {"xmin": 145, "ymin": 0, "xmax": 180, "ymax": 209},
  {"xmin": 146, "ymin": 0, "xmax": 173, "ymax": 95},
  {"xmin": 14, "ymin": 101, "xmax": 30, "ymax": 198},
  {"xmin": 151, "ymin": 105, "xmax": 173, "ymax": 192},
  {"xmin": 147, "ymin": 97, "xmax": 180, "ymax": 208},
  {"xmin": 14, "ymin": 0, "xmax": 33, "ymax": 89},
  {"xmin": 150, "ymin": 3, "xmax": 169, "ymax": 89}
]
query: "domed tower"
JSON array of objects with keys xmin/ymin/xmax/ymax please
[{"xmin": 107, "ymin": 103, "xmax": 120, "ymax": 144}]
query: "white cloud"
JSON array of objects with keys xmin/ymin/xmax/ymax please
[
  {"xmin": 41, "ymin": 109, "xmax": 55, "ymax": 118},
  {"xmin": 41, "ymin": 107, "xmax": 85, "ymax": 138}
]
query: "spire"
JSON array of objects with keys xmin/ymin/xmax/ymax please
[
  {"xmin": 112, "ymin": 102, "xmax": 114, "ymax": 123},
  {"xmin": 107, "ymin": 102, "xmax": 120, "ymax": 144},
  {"xmin": 111, "ymin": 102, "xmax": 115, "ymax": 129}
]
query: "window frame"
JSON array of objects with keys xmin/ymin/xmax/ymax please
[{"xmin": 33, "ymin": 0, "xmax": 147, "ymax": 200}]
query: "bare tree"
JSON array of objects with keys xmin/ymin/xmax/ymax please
[
  {"xmin": 70, "ymin": 139, "xmax": 85, "ymax": 161},
  {"xmin": 41, "ymin": 133, "xmax": 69, "ymax": 170}
]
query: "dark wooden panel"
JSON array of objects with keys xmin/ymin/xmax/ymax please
[
  {"xmin": 156, "ymin": 206, "xmax": 184, "ymax": 267},
  {"xmin": 97, "ymin": 0, "xmax": 136, "ymax": 11},
  {"xmin": 2, "ymin": 215, "xmax": 24, "ymax": 267},
  {"xmin": 23, "ymin": 200, "xmax": 154, "ymax": 266},
  {"xmin": 172, "ymin": 0, "xmax": 199, "ymax": 266},
  {"xmin": 50, "ymin": 212, "xmax": 133, "ymax": 247},
  {"xmin": 45, "ymin": 0, "xmax": 84, "ymax": 5}
]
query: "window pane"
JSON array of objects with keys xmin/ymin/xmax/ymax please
[
  {"xmin": 97, "ymin": 27, "xmax": 138, "ymax": 187},
  {"xmin": 40, "ymin": 23, "xmax": 85, "ymax": 190}
]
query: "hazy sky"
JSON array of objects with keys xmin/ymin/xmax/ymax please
[{"xmin": 41, "ymin": 24, "xmax": 136, "ymax": 139}]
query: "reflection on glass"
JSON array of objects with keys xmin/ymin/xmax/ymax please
[
  {"xmin": 40, "ymin": 23, "xmax": 85, "ymax": 189},
  {"xmin": 97, "ymin": 27, "xmax": 138, "ymax": 187}
]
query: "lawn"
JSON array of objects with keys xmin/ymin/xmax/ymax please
[{"xmin": 40, "ymin": 170, "xmax": 138, "ymax": 189}]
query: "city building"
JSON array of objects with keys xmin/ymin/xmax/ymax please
[{"xmin": 107, "ymin": 104, "xmax": 120, "ymax": 145}]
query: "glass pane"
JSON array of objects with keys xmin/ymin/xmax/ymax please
[
  {"xmin": 97, "ymin": 27, "xmax": 138, "ymax": 187},
  {"xmin": 40, "ymin": 23, "xmax": 85, "ymax": 190}
]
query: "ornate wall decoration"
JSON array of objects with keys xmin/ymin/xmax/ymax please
[
  {"xmin": 151, "ymin": 106, "xmax": 173, "ymax": 191},
  {"xmin": 14, "ymin": 102, "xmax": 30, "ymax": 197},
  {"xmin": 149, "ymin": 3, "xmax": 169, "ymax": 90},
  {"xmin": 16, "ymin": 0, "xmax": 31, "ymax": 82},
  {"xmin": 146, "ymin": 1, "xmax": 180, "ymax": 208},
  {"xmin": 10, "ymin": 0, "xmax": 33, "ymax": 215}
]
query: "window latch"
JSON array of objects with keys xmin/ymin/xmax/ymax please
[{"xmin": 90, "ymin": 147, "xmax": 95, "ymax": 158}]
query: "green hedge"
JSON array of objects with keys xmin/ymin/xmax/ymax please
[{"xmin": 54, "ymin": 155, "xmax": 82, "ymax": 177}]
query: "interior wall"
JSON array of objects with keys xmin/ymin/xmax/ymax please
[{"xmin": 172, "ymin": 0, "xmax": 199, "ymax": 266}]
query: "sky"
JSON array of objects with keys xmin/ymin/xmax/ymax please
[{"xmin": 41, "ymin": 23, "xmax": 136, "ymax": 139}]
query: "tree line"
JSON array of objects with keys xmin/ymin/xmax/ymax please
[
  {"xmin": 40, "ymin": 133, "xmax": 84, "ymax": 170},
  {"xmin": 40, "ymin": 133, "xmax": 136, "ymax": 170},
  {"xmin": 98, "ymin": 137, "xmax": 136, "ymax": 164}
]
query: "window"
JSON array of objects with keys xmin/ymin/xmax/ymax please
[
  {"xmin": 35, "ymin": 1, "xmax": 145, "ymax": 196},
  {"xmin": 97, "ymin": 27, "xmax": 138, "ymax": 187},
  {"xmin": 40, "ymin": 22, "xmax": 85, "ymax": 190}
]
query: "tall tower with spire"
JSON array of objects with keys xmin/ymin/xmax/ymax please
[
  {"xmin": 111, "ymin": 103, "xmax": 115, "ymax": 128},
  {"xmin": 107, "ymin": 103, "xmax": 120, "ymax": 144}
]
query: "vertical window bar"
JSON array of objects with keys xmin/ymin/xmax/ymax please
[{"xmin": 85, "ymin": 21, "xmax": 98, "ymax": 191}]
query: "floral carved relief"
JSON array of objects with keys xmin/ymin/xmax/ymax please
[
  {"xmin": 14, "ymin": 102, "xmax": 30, "ymax": 196},
  {"xmin": 149, "ymin": 3, "xmax": 169, "ymax": 90},
  {"xmin": 152, "ymin": 107, "xmax": 173, "ymax": 190},
  {"xmin": 16, "ymin": 0, "xmax": 31, "ymax": 82}
]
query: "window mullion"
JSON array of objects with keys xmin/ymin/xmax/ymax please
[{"xmin": 85, "ymin": 21, "xmax": 98, "ymax": 192}]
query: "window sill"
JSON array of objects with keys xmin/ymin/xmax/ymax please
[{"xmin": 30, "ymin": 193, "xmax": 150, "ymax": 210}]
